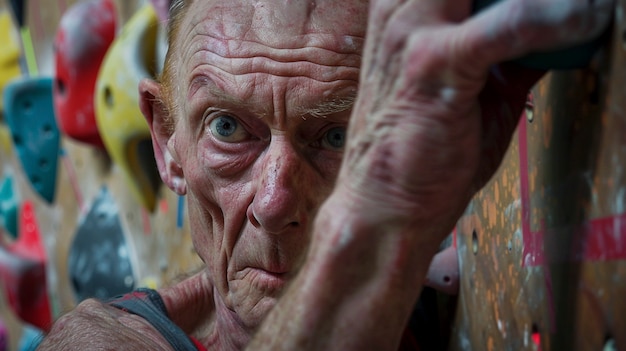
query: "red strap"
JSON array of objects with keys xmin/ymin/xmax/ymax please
[{"xmin": 189, "ymin": 336, "xmax": 208, "ymax": 351}]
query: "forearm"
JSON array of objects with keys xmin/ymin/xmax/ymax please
[
  {"xmin": 38, "ymin": 269, "xmax": 213, "ymax": 351},
  {"xmin": 248, "ymin": 188, "xmax": 450, "ymax": 351},
  {"xmin": 37, "ymin": 299, "xmax": 173, "ymax": 350}
]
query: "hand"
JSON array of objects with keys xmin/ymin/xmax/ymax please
[
  {"xmin": 38, "ymin": 269, "xmax": 213, "ymax": 350},
  {"xmin": 245, "ymin": 2, "xmax": 615, "ymax": 350},
  {"xmin": 37, "ymin": 299, "xmax": 173, "ymax": 350},
  {"xmin": 338, "ymin": 0, "xmax": 614, "ymax": 235}
]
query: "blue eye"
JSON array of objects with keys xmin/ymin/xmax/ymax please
[
  {"xmin": 214, "ymin": 115, "xmax": 237, "ymax": 136},
  {"xmin": 322, "ymin": 127, "xmax": 346, "ymax": 150},
  {"xmin": 209, "ymin": 115, "xmax": 249, "ymax": 142}
]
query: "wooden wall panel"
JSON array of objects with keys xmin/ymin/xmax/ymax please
[{"xmin": 451, "ymin": 2, "xmax": 626, "ymax": 350}]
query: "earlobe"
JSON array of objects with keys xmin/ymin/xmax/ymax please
[
  {"xmin": 139, "ymin": 78, "xmax": 187, "ymax": 196},
  {"xmin": 165, "ymin": 137, "xmax": 187, "ymax": 195}
]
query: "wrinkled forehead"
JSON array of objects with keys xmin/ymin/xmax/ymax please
[{"xmin": 177, "ymin": 0, "xmax": 368, "ymax": 58}]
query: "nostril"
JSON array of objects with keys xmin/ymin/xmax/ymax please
[{"xmin": 247, "ymin": 206, "xmax": 261, "ymax": 228}]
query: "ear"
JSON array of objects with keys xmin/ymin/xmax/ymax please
[{"xmin": 139, "ymin": 78, "xmax": 187, "ymax": 195}]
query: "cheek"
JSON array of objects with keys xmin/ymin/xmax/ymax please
[
  {"xmin": 184, "ymin": 154, "xmax": 254, "ymax": 256},
  {"xmin": 183, "ymin": 135, "xmax": 258, "ymax": 195}
]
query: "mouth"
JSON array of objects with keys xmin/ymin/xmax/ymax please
[{"xmin": 243, "ymin": 267, "xmax": 291, "ymax": 292}]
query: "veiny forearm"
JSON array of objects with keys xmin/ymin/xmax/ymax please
[{"xmin": 247, "ymin": 188, "xmax": 450, "ymax": 351}]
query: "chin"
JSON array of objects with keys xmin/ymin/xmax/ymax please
[
  {"xmin": 236, "ymin": 295, "xmax": 281, "ymax": 330},
  {"xmin": 226, "ymin": 268, "xmax": 294, "ymax": 328}
]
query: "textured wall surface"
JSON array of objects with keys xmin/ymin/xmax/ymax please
[{"xmin": 451, "ymin": 2, "xmax": 626, "ymax": 349}]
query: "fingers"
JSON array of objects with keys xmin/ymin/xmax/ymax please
[
  {"xmin": 456, "ymin": 0, "xmax": 615, "ymax": 70},
  {"xmin": 366, "ymin": 0, "xmax": 615, "ymax": 78},
  {"xmin": 364, "ymin": 0, "xmax": 474, "ymax": 76},
  {"xmin": 369, "ymin": 0, "xmax": 473, "ymax": 30}
]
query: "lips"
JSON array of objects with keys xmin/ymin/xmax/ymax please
[{"xmin": 242, "ymin": 267, "xmax": 291, "ymax": 292}]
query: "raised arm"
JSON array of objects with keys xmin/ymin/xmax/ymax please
[{"xmin": 247, "ymin": 0, "xmax": 613, "ymax": 349}]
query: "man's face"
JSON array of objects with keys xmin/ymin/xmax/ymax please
[{"xmin": 167, "ymin": 0, "xmax": 366, "ymax": 328}]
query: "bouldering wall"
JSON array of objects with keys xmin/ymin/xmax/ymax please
[
  {"xmin": 1, "ymin": 0, "xmax": 625, "ymax": 351},
  {"xmin": 0, "ymin": 0, "xmax": 201, "ymax": 349}
]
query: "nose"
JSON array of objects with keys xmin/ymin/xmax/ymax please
[{"xmin": 247, "ymin": 137, "xmax": 307, "ymax": 234}]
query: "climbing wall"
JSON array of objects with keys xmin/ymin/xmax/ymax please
[
  {"xmin": 1, "ymin": 0, "xmax": 625, "ymax": 351},
  {"xmin": 0, "ymin": 0, "xmax": 201, "ymax": 349},
  {"xmin": 450, "ymin": 1, "xmax": 626, "ymax": 350}
]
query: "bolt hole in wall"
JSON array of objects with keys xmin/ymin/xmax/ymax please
[
  {"xmin": 472, "ymin": 229, "xmax": 478, "ymax": 255},
  {"xmin": 525, "ymin": 100, "xmax": 534, "ymax": 123}
]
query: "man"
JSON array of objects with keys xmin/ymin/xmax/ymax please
[{"xmin": 38, "ymin": 0, "xmax": 613, "ymax": 349}]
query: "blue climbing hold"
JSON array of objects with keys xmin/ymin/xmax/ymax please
[
  {"xmin": 0, "ymin": 175, "xmax": 19, "ymax": 239},
  {"xmin": 2, "ymin": 77, "xmax": 60, "ymax": 203}
]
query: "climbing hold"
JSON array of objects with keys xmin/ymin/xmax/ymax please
[
  {"xmin": 0, "ymin": 245, "xmax": 50, "ymax": 331},
  {"xmin": 0, "ymin": 201, "xmax": 51, "ymax": 330},
  {"xmin": 53, "ymin": 0, "xmax": 116, "ymax": 147},
  {"xmin": 0, "ymin": 175, "xmax": 19, "ymax": 239},
  {"xmin": 0, "ymin": 11, "xmax": 22, "ymax": 113},
  {"xmin": 424, "ymin": 245, "xmax": 460, "ymax": 295},
  {"xmin": 10, "ymin": 201, "xmax": 46, "ymax": 262},
  {"xmin": 95, "ymin": 4, "xmax": 162, "ymax": 211},
  {"xmin": 2, "ymin": 77, "xmax": 59, "ymax": 204},
  {"xmin": 69, "ymin": 187, "xmax": 135, "ymax": 302},
  {"xmin": 17, "ymin": 323, "xmax": 43, "ymax": 351}
]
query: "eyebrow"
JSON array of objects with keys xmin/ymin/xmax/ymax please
[
  {"xmin": 296, "ymin": 93, "xmax": 357, "ymax": 119},
  {"xmin": 190, "ymin": 76, "xmax": 259, "ymax": 109},
  {"xmin": 190, "ymin": 75, "xmax": 356, "ymax": 119}
]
